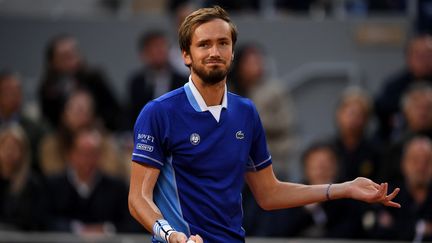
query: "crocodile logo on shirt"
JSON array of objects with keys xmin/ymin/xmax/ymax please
[{"xmin": 236, "ymin": 131, "xmax": 245, "ymax": 140}]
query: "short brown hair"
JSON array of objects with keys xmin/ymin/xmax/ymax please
[{"xmin": 178, "ymin": 5, "xmax": 238, "ymax": 54}]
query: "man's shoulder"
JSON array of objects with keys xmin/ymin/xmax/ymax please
[
  {"xmin": 228, "ymin": 92, "xmax": 256, "ymax": 111},
  {"xmin": 228, "ymin": 91, "xmax": 252, "ymax": 104},
  {"xmin": 141, "ymin": 87, "xmax": 186, "ymax": 114}
]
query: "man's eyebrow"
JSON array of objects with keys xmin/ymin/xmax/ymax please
[
  {"xmin": 196, "ymin": 39, "xmax": 210, "ymax": 43},
  {"xmin": 196, "ymin": 37, "xmax": 231, "ymax": 43},
  {"xmin": 218, "ymin": 37, "xmax": 231, "ymax": 42}
]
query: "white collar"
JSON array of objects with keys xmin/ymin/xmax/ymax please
[{"xmin": 187, "ymin": 76, "xmax": 228, "ymax": 111}]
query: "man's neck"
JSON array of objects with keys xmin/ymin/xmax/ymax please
[{"xmin": 191, "ymin": 73, "xmax": 225, "ymax": 106}]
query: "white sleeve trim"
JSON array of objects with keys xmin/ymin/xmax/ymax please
[
  {"xmin": 132, "ymin": 153, "xmax": 164, "ymax": 166},
  {"xmin": 246, "ymin": 155, "xmax": 272, "ymax": 170}
]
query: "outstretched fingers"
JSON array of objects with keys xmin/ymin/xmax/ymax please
[
  {"xmin": 385, "ymin": 187, "xmax": 400, "ymax": 201},
  {"xmin": 382, "ymin": 187, "xmax": 401, "ymax": 208},
  {"xmin": 352, "ymin": 178, "xmax": 401, "ymax": 207},
  {"xmin": 384, "ymin": 200, "xmax": 401, "ymax": 208}
]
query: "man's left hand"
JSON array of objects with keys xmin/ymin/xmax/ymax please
[{"xmin": 347, "ymin": 177, "xmax": 401, "ymax": 208}]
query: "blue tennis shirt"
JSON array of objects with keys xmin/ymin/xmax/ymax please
[{"xmin": 132, "ymin": 79, "xmax": 272, "ymax": 243}]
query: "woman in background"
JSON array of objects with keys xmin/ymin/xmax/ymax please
[{"xmin": 0, "ymin": 125, "xmax": 47, "ymax": 231}]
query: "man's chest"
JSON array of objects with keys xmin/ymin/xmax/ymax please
[{"xmin": 167, "ymin": 113, "xmax": 253, "ymax": 173}]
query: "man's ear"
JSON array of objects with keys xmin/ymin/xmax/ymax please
[
  {"xmin": 182, "ymin": 50, "xmax": 192, "ymax": 66},
  {"xmin": 232, "ymin": 52, "xmax": 235, "ymax": 61}
]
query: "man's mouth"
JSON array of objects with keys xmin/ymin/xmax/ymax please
[{"xmin": 205, "ymin": 59, "xmax": 225, "ymax": 64}]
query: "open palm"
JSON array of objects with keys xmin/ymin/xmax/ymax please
[{"xmin": 348, "ymin": 177, "xmax": 401, "ymax": 208}]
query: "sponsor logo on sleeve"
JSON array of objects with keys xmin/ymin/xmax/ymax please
[
  {"xmin": 136, "ymin": 143, "xmax": 154, "ymax": 152},
  {"xmin": 137, "ymin": 134, "xmax": 155, "ymax": 143}
]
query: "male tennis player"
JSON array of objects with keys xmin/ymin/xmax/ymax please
[{"xmin": 128, "ymin": 6, "xmax": 400, "ymax": 243}]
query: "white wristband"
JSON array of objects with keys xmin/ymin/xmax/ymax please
[{"xmin": 153, "ymin": 219, "xmax": 175, "ymax": 243}]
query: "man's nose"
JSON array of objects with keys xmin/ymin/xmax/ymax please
[{"xmin": 209, "ymin": 45, "xmax": 221, "ymax": 57}]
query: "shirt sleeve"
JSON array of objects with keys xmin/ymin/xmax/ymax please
[
  {"xmin": 131, "ymin": 101, "xmax": 169, "ymax": 169},
  {"xmin": 246, "ymin": 100, "xmax": 272, "ymax": 172}
]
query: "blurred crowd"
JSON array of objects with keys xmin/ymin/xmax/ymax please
[
  {"xmin": 141, "ymin": 0, "xmax": 431, "ymax": 32},
  {"xmin": 239, "ymin": 32, "xmax": 432, "ymax": 241},
  {"xmin": 1, "ymin": 0, "xmax": 432, "ymax": 241}
]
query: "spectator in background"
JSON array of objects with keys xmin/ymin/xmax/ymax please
[
  {"xmin": 375, "ymin": 34, "xmax": 432, "ymax": 143},
  {"xmin": 331, "ymin": 87, "xmax": 379, "ymax": 181},
  {"xmin": 168, "ymin": 0, "xmax": 197, "ymax": 77},
  {"xmin": 0, "ymin": 71, "xmax": 22, "ymax": 128},
  {"xmin": 46, "ymin": 128, "xmax": 138, "ymax": 234},
  {"xmin": 0, "ymin": 71, "xmax": 46, "ymax": 174},
  {"xmin": 401, "ymin": 83, "xmax": 432, "ymax": 138},
  {"xmin": 380, "ymin": 83, "xmax": 432, "ymax": 182},
  {"xmin": 371, "ymin": 136, "xmax": 432, "ymax": 241},
  {"xmin": 39, "ymin": 34, "xmax": 122, "ymax": 131},
  {"xmin": 39, "ymin": 90, "xmax": 126, "ymax": 180},
  {"xmin": 0, "ymin": 125, "xmax": 47, "ymax": 231},
  {"xmin": 228, "ymin": 43, "xmax": 297, "ymax": 179},
  {"xmin": 244, "ymin": 142, "xmax": 365, "ymax": 238},
  {"xmin": 128, "ymin": 30, "xmax": 187, "ymax": 123},
  {"xmin": 227, "ymin": 43, "xmax": 296, "ymax": 238}
]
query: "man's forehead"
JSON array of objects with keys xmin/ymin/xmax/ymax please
[{"xmin": 192, "ymin": 19, "xmax": 231, "ymax": 42}]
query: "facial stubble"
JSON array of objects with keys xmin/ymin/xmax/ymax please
[{"xmin": 191, "ymin": 57, "xmax": 232, "ymax": 85}]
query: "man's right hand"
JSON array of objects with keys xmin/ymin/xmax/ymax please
[
  {"xmin": 188, "ymin": 234, "xmax": 203, "ymax": 243},
  {"xmin": 169, "ymin": 232, "xmax": 203, "ymax": 243},
  {"xmin": 168, "ymin": 231, "xmax": 188, "ymax": 243}
]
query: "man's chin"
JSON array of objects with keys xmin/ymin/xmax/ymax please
[
  {"xmin": 192, "ymin": 64, "xmax": 229, "ymax": 85},
  {"xmin": 202, "ymin": 76, "xmax": 225, "ymax": 85},
  {"xmin": 197, "ymin": 71, "xmax": 227, "ymax": 85}
]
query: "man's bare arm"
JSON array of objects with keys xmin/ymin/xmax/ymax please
[
  {"xmin": 128, "ymin": 162, "xmax": 163, "ymax": 231},
  {"xmin": 128, "ymin": 162, "xmax": 203, "ymax": 243},
  {"xmin": 245, "ymin": 165, "xmax": 401, "ymax": 210}
]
